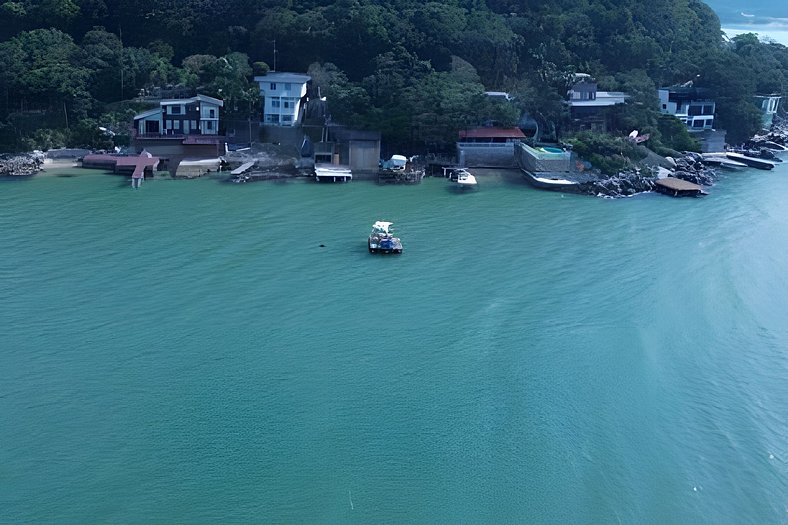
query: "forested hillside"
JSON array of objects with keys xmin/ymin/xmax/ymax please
[{"xmin": 0, "ymin": 0, "xmax": 786, "ymax": 151}]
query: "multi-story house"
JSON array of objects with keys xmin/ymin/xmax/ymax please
[
  {"xmin": 131, "ymin": 94, "xmax": 225, "ymax": 158},
  {"xmin": 254, "ymin": 72, "xmax": 311, "ymax": 126},
  {"xmin": 658, "ymin": 86, "xmax": 715, "ymax": 132},
  {"xmin": 566, "ymin": 74, "xmax": 629, "ymax": 132}
]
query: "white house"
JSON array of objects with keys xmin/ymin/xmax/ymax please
[
  {"xmin": 254, "ymin": 72, "xmax": 311, "ymax": 126},
  {"xmin": 658, "ymin": 86, "xmax": 715, "ymax": 132},
  {"xmin": 132, "ymin": 94, "xmax": 223, "ymax": 136}
]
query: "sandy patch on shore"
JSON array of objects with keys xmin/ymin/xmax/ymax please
[{"xmin": 38, "ymin": 158, "xmax": 81, "ymax": 175}]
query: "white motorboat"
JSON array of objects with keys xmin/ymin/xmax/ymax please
[
  {"xmin": 456, "ymin": 170, "xmax": 477, "ymax": 188},
  {"xmin": 446, "ymin": 168, "xmax": 477, "ymax": 189},
  {"xmin": 701, "ymin": 155, "xmax": 747, "ymax": 171}
]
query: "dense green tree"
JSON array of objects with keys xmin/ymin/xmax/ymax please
[{"xmin": 0, "ymin": 0, "xmax": 787, "ymax": 151}]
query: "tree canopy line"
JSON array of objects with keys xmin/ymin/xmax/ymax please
[{"xmin": 0, "ymin": 0, "xmax": 786, "ymax": 152}]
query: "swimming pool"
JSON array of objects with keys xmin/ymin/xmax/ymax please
[{"xmin": 538, "ymin": 146, "xmax": 564, "ymax": 154}]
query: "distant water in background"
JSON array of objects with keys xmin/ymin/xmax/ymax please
[
  {"xmin": 706, "ymin": 0, "xmax": 788, "ymax": 44},
  {"xmin": 1, "ymin": 166, "xmax": 787, "ymax": 523}
]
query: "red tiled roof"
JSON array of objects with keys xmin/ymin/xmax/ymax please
[{"xmin": 459, "ymin": 127, "xmax": 526, "ymax": 139}]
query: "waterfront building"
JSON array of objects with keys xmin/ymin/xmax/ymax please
[
  {"xmin": 131, "ymin": 94, "xmax": 226, "ymax": 167},
  {"xmin": 657, "ymin": 85, "xmax": 726, "ymax": 152},
  {"xmin": 456, "ymin": 127, "xmax": 525, "ymax": 168},
  {"xmin": 754, "ymin": 94, "xmax": 781, "ymax": 128},
  {"xmin": 312, "ymin": 126, "xmax": 381, "ymax": 173},
  {"xmin": 658, "ymin": 86, "xmax": 715, "ymax": 131},
  {"xmin": 566, "ymin": 74, "xmax": 628, "ymax": 132},
  {"xmin": 254, "ymin": 72, "xmax": 311, "ymax": 126}
]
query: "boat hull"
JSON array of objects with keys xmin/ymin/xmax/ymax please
[
  {"xmin": 368, "ymin": 238, "xmax": 403, "ymax": 254},
  {"xmin": 521, "ymin": 170, "xmax": 580, "ymax": 192}
]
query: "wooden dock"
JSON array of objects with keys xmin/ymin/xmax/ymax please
[
  {"xmin": 81, "ymin": 151, "xmax": 160, "ymax": 178},
  {"xmin": 315, "ymin": 164, "xmax": 352, "ymax": 183},
  {"xmin": 655, "ymin": 177, "xmax": 706, "ymax": 197}
]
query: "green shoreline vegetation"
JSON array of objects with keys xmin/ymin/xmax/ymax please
[{"xmin": 0, "ymin": 0, "xmax": 786, "ymax": 161}]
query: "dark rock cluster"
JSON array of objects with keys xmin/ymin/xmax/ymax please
[
  {"xmin": 576, "ymin": 153, "xmax": 717, "ymax": 198},
  {"xmin": 579, "ymin": 168, "xmax": 657, "ymax": 197},
  {"xmin": 0, "ymin": 153, "xmax": 43, "ymax": 176},
  {"xmin": 670, "ymin": 153, "xmax": 717, "ymax": 186}
]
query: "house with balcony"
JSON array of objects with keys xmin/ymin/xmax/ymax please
[
  {"xmin": 132, "ymin": 94, "xmax": 225, "ymax": 160},
  {"xmin": 254, "ymin": 72, "xmax": 311, "ymax": 126},
  {"xmin": 566, "ymin": 74, "xmax": 628, "ymax": 132},
  {"xmin": 658, "ymin": 86, "xmax": 716, "ymax": 131},
  {"xmin": 658, "ymin": 85, "xmax": 724, "ymax": 151},
  {"xmin": 754, "ymin": 94, "xmax": 781, "ymax": 128}
]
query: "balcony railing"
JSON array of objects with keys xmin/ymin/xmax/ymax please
[{"xmin": 132, "ymin": 131, "xmax": 225, "ymax": 144}]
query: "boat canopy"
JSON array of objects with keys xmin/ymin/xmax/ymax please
[{"xmin": 372, "ymin": 221, "xmax": 393, "ymax": 234}]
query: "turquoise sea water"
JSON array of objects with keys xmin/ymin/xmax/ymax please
[{"xmin": 1, "ymin": 166, "xmax": 787, "ymax": 523}]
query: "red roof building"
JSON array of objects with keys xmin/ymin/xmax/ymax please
[{"xmin": 458, "ymin": 127, "xmax": 526, "ymax": 142}]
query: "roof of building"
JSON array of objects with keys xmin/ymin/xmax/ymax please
[
  {"xmin": 459, "ymin": 127, "xmax": 526, "ymax": 139},
  {"xmin": 133, "ymin": 107, "xmax": 162, "ymax": 120},
  {"xmin": 254, "ymin": 72, "xmax": 311, "ymax": 84},
  {"xmin": 159, "ymin": 94, "xmax": 224, "ymax": 107}
]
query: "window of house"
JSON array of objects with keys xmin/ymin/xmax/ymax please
[
  {"xmin": 270, "ymin": 83, "xmax": 276, "ymax": 90},
  {"xmin": 282, "ymin": 115, "xmax": 292, "ymax": 122},
  {"xmin": 688, "ymin": 105, "xmax": 701, "ymax": 116},
  {"xmin": 192, "ymin": 120, "xmax": 197, "ymax": 130},
  {"xmin": 170, "ymin": 105, "xmax": 181, "ymax": 114},
  {"xmin": 209, "ymin": 109, "xmax": 215, "ymax": 118},
  {"xmin": 266, "ymin": 114, "xmax": 280, "ymax": 123},
  {"xmin": 174, "ymin": 120, "xmax": 180, "ymax": 129},
  {"xmin": 283, "ymin": 99, "xmax": 291, "ymax": 109},
  {"xmin": 166, "ymin": 120, "xmax": 172, "ymax": 129},
  {"xmin": 702, "ymin": 105, "xmax": 713, "ymax": 115},
  {"xmin": 271, "ymin": 99, "xmax": 280, "ymax": 108},
  {"xmin": 662, "ymin": 104, "xmax": 667, "ymax": 110},
  {"xmin": 693, "ymin": 120, "xmax": 704, "ymax": 128},
  {"xmin": 207, "ymin": 121, "xmax": 213, "ymax": 131},
  {"xmin": 706, "ymin": 119, "xmax": 713, "ymax": 127}
]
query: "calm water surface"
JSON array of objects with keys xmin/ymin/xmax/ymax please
[{"xmin": 1, "ymin": 166, "xmax": 787, "ymax": 523}]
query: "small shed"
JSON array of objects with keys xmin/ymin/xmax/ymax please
[{"xmin": 456, "ymin": 127, "xmax": 525, "ymax": 168}]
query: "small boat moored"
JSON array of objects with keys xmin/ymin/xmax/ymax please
[
  {"xmin": 701, "ymin": 155, "xmax": 748, "ymax": 171},
  {"xmin": 368, "ymin": 221, "xmax": 403, "ymax": 254},
  {"xmin": 453, "ymin": 168, "xmax": 477, "ymax": 189},
  {"xmin": 725, "ymin": 152, "xmax": 775, "ymax": 170}
]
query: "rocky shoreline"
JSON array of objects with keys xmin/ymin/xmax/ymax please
[
  {"xmin": 575, "ymin": 116, "xmax": 788, "ymax": 198},
  {"xmin": 0, "ymin": 152, "xmax": 44, "ymax": 177},
  {"xmin": 574, "ymin": 152, "xmax": 718, "ymax": 198}
]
